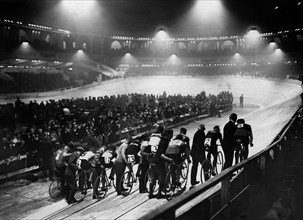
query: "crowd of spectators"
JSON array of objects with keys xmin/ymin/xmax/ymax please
[
  {"xmin": 0, "ymin": 71, "xmax": 72, "ymax": 93},
  {"xmin": 0, "ymin": 70, "xmax": 100, "ymax": 94},
  {"xmin": 0, "ymin": 90, "xmax": 233, "ymax": 176},
  {"xmin": 123, "ymin": 62, "xmax": 303, "ymax": 80}
]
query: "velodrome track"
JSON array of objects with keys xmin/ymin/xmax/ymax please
[{"xmin": 2, "ymin": 75, "xmax": 302, "ymax": 220}]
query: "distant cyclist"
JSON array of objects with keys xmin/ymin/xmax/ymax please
[
  {"xmin": 204, "ymin": 125, "xmax": 223, "ymax": 175},
  {"xmin": 234, "ymin": 118, "xmax": 253, "ymax": 164}
]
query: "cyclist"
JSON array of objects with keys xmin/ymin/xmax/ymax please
[
  {"xmin": 101, "ymin": 146, "xmax": 117, "ymax": 181},
  {"xmin": 77, "ymin": 146, "xmax": 96, "ymax": 170},
  {"xmin": 124, "ymin": 136, "xmax": 141, "ymax": 183},
  {"xmin": 92, "ymin": 145, "xmax": 116, "ymax": 197},
  {"xmin": 137, "ymin": 134, "xmax": 150, "ymax": 193},
  {"xmin": 179, "ymin": 127, "xmax": 190, "ymax": 150},
  {"xmin": 166, "ymin": 134, "xmax": 190, "ymax": 165},
  {"xmin": 76, "ymin": 145, "xmax": 97, "ymax": 192},
  {"xmin": 165, "ymin": 134, "xmax": 190, "ymax": 186},
  {"xmin": 64, "ymin": 146, "xmax": 85, "ymax": 204},
  {"xmin": 115, "ymin": 136, "xmax": 132, "ymax": 195},
  {"xmin": 234, "ymin": 118, "xmax": 253, "ymax": 164},
  {"xmin": 149, "ymin": 126, "xmax": 164, "ymax": 154},
  {"xmin": 52, "ymin": 144, "xmax": 73, "ymax": 193},
  {"xmin": 125, "ymin": 137, "xmax": 141, "ymax": 168},
  {"xmin": 204, "ymin": 125, "xmax": 223, "ymax": 176},
  {"xmin": 149, "ymin": 129, "xmax": 174, "ymax": 199}
]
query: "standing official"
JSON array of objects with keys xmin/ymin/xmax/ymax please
[
  {"xmin": 222, "ymin": 113, "xmax": 237, "ymax": 170},
  {"xmin": 190, "ymin": 124, "xmax": 206, "ymax": 186}
]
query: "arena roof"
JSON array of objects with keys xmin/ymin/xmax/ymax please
[{"xmin": 0, "ymin": 0, "xmax": 302, "ymax": 37}]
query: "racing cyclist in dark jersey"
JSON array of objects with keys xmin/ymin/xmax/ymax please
[
  {"xmin": 204, "ymin": 125, "xmax": 223, "ymax": 176},
  {"xmin": 234, "ymin": 118, "xmax": 253, "ymax": 164}
]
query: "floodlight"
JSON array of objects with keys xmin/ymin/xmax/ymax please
[
  {"xmin": 246, "ymin": 27, "xmax": 260, "ymax": 41},
  {"xmin": 155, "ymin": 27, "xmax": 169, "ymax": 41}
]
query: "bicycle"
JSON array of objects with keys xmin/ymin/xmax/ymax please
[
  {"xmin": 143, "ymin": 153, "xmax": 158, "ymax": 194},
  {"xmin": 72, "ymin": 168, "xmax": 93, "ymax": 202},
  {"xmin": 145, "ymin": 163, "xmax": 159, "ymax": 194},
  {"xmin": 164, "ymin": 160, "xmax": 188, "ymax": 201},
  {"xmin": 200, "ymin": 146, "xmax": 224, "ymax": 184},
  {"xmin": 200, "ymin": 157, "xmax": 212, "ymax": 183},
  {"xmin": 93, "ymin": 167, "xmax": 115, "ymax": 199},
  {"xmin": 234, "ymin": 139, "xmax": 246, "ymax": 165},
  {"xmin": 119, "ymin": 163, "xmax": 137, "ymax": 196},
  {"xmin": 215, "ymin": 148, "xmax": 224, "ymax": 174},
  {"xmin": 49, "ymin": 178, "xmax": 65, "ymax": 199}
]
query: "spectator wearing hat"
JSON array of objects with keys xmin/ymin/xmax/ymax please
[
  {"xmin": 190, "ymin": 124, "xmax": 206, "ymax": 186},
  {"xmin": 222, "ymin": 113, "xmax": 237, "ymax": 170}
]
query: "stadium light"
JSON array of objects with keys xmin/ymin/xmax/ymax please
[
  {"xmin": 17, "ymin": 41, "xmax": 35, "ymax": 56},
  {"xmin": 60, "ymin": 0, "xmax": 97, "ymax": 17},
  {"xmin": 155, "ymin": 27, "xmax": 169, "ymax": 41},
  {"xmin": 168, "ymin": 54, "xmax": 181, "ymax": 65},
  {"xmin": 268, "ymin": 41, "xmax": 278, "ymax": 49},
  {"xmin": 271, "ymin": 48, "xmax": 285, "ymax": 62},
  {"xmin": 190, "ymin": 0, "xmax": 224, "ymax": 21},
  {"xmin": 266, "ymin": 38, "xmax": 278, "ymax": 53},
  {"xmin": 121, "ymin": 52, "xmax": 136, "ymax": 64},
  {"xmin": 177, "ymin": 0, "xmax": 227, "ymax": 35},
  {"xmin": 246, "ymin": 26, "xmax": 261, "ymax": 42},
  {"xmin": 72, "ymin": 49, "xmax": 89, "ymax": 62}
]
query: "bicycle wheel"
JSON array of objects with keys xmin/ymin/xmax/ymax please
[
  {"xmin": 239, "ymin": 145, "xmax": 245, "ymax": 163},
  {"xmin": 49, "ymin": 179, "xmax": 64, "ymax": 199},
  {"xmin": 216, "ymin": 151, "xmax": 224, "ymax": 174},
  {"xmin": 120, "ymin": 171, "xmax": 134, "ymax": 196},
  {"xmin": 164, "ymin": 170, "xmax": 176, "ymax": 201},
  {"xmin": 108, "ymin": 168, "xmax": 116, "ymax": 189},
  {"xmin": 145, "ymin": 168, "xmax": 159, "ymax": 195},
  {"xmin": 93, "ymin": 174, "xmax": 109, "ymax": 199},
  {"xmin": 145, "ymin": 168, "xmax": 152, "ymax": 193},
  {"xmin": 73, "ymin": 174, "xmax": 88, "ymax": 202},
  {"xmin": 109, "ymin": 178, "xmax": 115, "ymax": 189},
  {"xmin": 200, "ymin": 159, "xmax": 212, "ymax": 183},
  {"xmin": 179, "ymin": 162, "xmax": 188, "ymax": 190},
  {"xmin": 180, "ymin": 161, "xmax": 189, "ymax": 179}
]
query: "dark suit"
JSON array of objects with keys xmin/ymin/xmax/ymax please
[
  {"xmin": 190, "ymin": 128, "xmax": 205, "ymax": 185},
  {"xmin": 222, "ymin": 120, "xmax": 237, "ymax": 169}
]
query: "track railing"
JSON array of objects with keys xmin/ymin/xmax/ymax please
[{"xmin": 139, "ymin": 107, "xmax": 302, "ymax": 220}]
